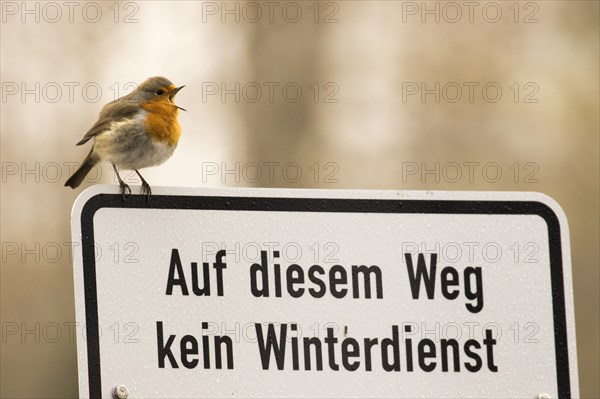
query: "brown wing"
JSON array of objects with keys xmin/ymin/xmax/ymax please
[{"xmin": 76, "ymin": 100, "xmax": 141, "ymax": 146}]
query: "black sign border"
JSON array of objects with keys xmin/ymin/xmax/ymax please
[{"xmin": 79, "ymin": 193, "xmax": 572, "ymax": 398}]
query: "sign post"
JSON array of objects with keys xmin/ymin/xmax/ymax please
[{"xmin": 71, "ymin": 186, "xmax": 578, "ymax": 398}]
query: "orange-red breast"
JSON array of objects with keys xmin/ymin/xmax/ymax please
[{"xmin": 64, "ymin": 76, "xmax": 185, "ymax": 197}]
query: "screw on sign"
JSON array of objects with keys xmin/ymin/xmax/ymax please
[{"xmin": 113, "ymin": 385, "xmax": 128, "ymax": 399}]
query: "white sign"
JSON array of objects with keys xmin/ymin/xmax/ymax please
[{"xmin": 71, "ymin": 186, "xmax": 578, "ymax": 398}]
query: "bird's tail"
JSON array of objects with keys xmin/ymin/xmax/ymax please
[{"xmin": 65, "ymin": 151, "xmax": 98, "ymax": 189}]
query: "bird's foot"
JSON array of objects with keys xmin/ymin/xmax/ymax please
[
  {"xmin": 141, "ymin": 181, "xmax": 152, "ymax": 203},
  {"xmin": 140, "ymin": 181, "xmax": 152, "ymax": 196},
  {"xmin": 119, "ymin": 182, "xmax": 132, "ymax": 202}
]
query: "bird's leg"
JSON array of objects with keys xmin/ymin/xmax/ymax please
[
  {"xmin": 135, "ymin": 170, "xmax": 152, "ymax": 199},
  {"xmin": 112, "ymin": 163, "xmax": 131, "ymax": 200}
]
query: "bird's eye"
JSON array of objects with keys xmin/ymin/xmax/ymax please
[{"xmin": 155, "ymin": 89, "xmax": 164, "ymax": 95}]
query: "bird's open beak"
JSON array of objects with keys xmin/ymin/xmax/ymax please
[
  {"xmin": 170, "ymin": 86, "xmax": 186, "ymax": 111},
  {"xmin": 172, "ymin": 85, "xmax": 185, "ymax": 96}
]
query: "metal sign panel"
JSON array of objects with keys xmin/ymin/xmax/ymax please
[{"xmin": 71, "ymin": 186, "xmax": 578, "ymax": 398}]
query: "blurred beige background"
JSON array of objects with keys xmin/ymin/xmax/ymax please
[{"xmin": 1, "ymin": 1, "xmax": 598, "ymax": 398}]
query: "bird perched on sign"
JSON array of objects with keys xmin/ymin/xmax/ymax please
[{"xmin": 64, "ymin": 76, "xmax": 185, "ymax": 197}]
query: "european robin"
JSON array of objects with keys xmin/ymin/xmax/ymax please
[{"xmin": 64, "ymin": 76, "xmax": 185, "ymax": 197}]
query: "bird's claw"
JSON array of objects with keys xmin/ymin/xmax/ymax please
[
  {"xmin": 140, "ymin": 182, "xmax": 152, "ymax": 196},
  {"xmin": 119, "ymin": 182, "xmax": 132, "ymax": 202},
  {"xmin": 141, "ymin": 181, "xmax": 152, "ymax": 204}
]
